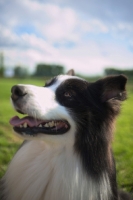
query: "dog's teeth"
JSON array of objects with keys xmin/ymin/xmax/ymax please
[
  {"xmin": 48, "ymin": 122, "xmax": 53, "ymax": 127},
  {"xmin": 55, "ymin": 121, "xmax": 60, "ymax": 127},
  {"xmin": 23, "ymin": 123, "xmax": 27, "ymax": 128},
  {"xmin": 49, "ymin": 121, "xmax": 54, "ymax": 127},
  {"xmin": 39, "ymin": 124, "xmax": 42, "ymax": 127},
  {"xmin": 48, "ymin": 122, "xmax": 54, "ymax": 127},
  {"xmin": 51, "ymin": 121, "xmax": 54, "ymax": 126},
  {"xmin": 44, "ymin": 123, "xmax": 49, "ymax": 127}
]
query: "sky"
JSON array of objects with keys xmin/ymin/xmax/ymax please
[{"xmin": 0, "ymin": 0, "xmax": 133, "ymax": 76}]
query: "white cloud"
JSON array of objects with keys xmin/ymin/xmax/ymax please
[
  {"xmin": 38, "ymin": 6, "xmax": 79, "ymax": 42},
  {"xmin": 80, "ymin": 19, "xmax": 108, "ymax": 34},
  {"xmin": 51, "ymin": 39, "xmax": 133, "ymax": 75},
  {"xmin": 1, "ymin": 0, "xmax": 133, "ymax": 76}
]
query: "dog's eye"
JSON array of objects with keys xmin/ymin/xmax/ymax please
[{"xmin": 64, "ymin": 91, "xmax": 72, "ymax": 97}]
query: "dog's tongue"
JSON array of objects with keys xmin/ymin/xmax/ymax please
[{"xmin": 10, "ymin": 116, "xmax": 43, "ymax": 127}]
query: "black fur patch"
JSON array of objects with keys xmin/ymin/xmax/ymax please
[{"xmin": 56, "ymin": 75, "xmax": 127, "ymax": 199}]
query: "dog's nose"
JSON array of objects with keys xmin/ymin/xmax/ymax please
[{"xmin": 11, "ymin": 85, "xmax": 27, "ymax": 101}]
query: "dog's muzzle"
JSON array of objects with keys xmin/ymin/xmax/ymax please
[{"xmin": 10, "ymin": 85, "xmax": 70, "ymax": 137}]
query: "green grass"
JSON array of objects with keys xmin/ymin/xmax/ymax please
[
  {"xmin": 113, "ymin": 89, "xmax": 133, "ymax": 191},
  {"xmin": 0, "ymin": 77, "xmax": 133, "ymax": 192}
]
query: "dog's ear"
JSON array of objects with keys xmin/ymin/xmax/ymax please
[
  {"xmin": 66, "ymin": 69, "xmax": 75, "ymax": 76},
  {"xmin": 96, "ymin": 75, "xmax": 127, "ymax": 102}
]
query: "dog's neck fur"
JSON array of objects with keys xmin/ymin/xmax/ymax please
[{"xmin": 3, "ymin": 139, "xmax": 112, "ymax": 200}]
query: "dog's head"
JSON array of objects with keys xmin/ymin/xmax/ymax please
[{"xmin": 10, "ymin": 70, "xmax": 127, "ymax": 145}]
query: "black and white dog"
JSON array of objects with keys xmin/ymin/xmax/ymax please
[{"xmin": 0, "ymin": 70, "xmax": 132, "ymax": 200}]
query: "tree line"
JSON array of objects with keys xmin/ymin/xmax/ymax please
[
  {"xmin": 1, "ymin": 61, "xmax": 133, "ymax": 79},
  {"xmin": 104, "ymin": 68, "xmax": 133, "ymax": 77},
  {"xmin": 0, "ymin": 63, "xmax": 64, "ymax": 78}
]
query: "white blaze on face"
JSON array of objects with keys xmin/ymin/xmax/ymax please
[{"xmin": 16, "ymin": 75, "xmax": 78, "ymax": 120}]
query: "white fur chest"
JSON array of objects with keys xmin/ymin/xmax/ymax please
[{"xmin": 3, "ymin": 140, "xmax": 111, "ymax": 200}]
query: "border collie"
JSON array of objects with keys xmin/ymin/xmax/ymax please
[{"xmin": 0, "ymin": 70, "xmax": 132, "ymax": 200}]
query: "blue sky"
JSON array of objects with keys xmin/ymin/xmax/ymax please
[{"xmin": 0, "ymin": 0, "xmax": 133, "ymax": 76}]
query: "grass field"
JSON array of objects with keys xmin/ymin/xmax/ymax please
[{"xmin": 0, "ymin": 77, "xmax": 133, "ymax": 192}]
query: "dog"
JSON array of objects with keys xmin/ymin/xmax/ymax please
[{"xmin": 0, "ymin": 69, "xmax": 132, "ymax": 200}]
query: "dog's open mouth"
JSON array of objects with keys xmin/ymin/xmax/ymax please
[{"xmin": 10, "ymin": 116, "xmax": 70, "ymax": 136}]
